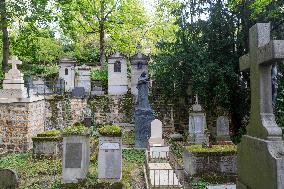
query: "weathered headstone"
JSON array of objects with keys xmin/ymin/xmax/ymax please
[
  {"xmin": 216, "ymin": 116, "xmax": 230, "ymax": 141},
  {"xmin": 71, "ymin": 87, "xmax": 86, "ymax": 98},
  {"xmin": 98, "ymin": 136, "xmax": 122, "ymax": 181},
  {"xmin": 91, "ymin": 81, "xmax": 105, "ymax": 96},
  {"xmin": 108, "ymin": 52, "xmax": 128, "ymax": 95},
  {"xmin": 135, "ymin": 72, "xmax": 154, "ymax": 148},
  {"xmin": 130, "ymin": 52, "xmax": 149, "ymax": 96},
  {"xmin": 237, "ymin": 23, "xmax": 284, "ymax": 189},
  {"xmin": 188, "ymin": 95, "xmax": 207, "ymax": 144},
  {"xmin": 62, "ymin": 134, "xmax": 90, "ymax": 183},
  {"xmin": 0, "ymin": 169, "xmax": 18, "ymax": 189}
]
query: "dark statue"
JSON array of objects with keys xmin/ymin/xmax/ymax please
[{"xmin": 134, "ymin": 72, "xmax": 154, "ymax": 148}]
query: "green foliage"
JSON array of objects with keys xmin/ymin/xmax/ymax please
[
  {"xmin": 169, "ymin": 140, "xmax": 184, "ymax": 160},
  {"xmin": 276, "ymin": 64, "xmax": 284, "ymax": 127},
  {"xmin": 91, "ymin": 69, "xmax": 108, "ymax": 89},
  {"xmin": 122, "ymin": 131, "xmax": 135, "ymax": 146},
  {"xmin": 98, "ymin": 125, "xmax": 122, "ymax": 137},
  {"xmin": 32, "ymin": 129, "xmax": 62, "ymax": 142},
  {"xmin": 186, "ymin": 145, "xmax": 237, "ymax": 156},
  {"xmin": 122, "ymin": 149, "xmax": 146, "ymax": 164},
  {"xmin": 0, "ymin": 153, "xmax": 61, "ymax": 188},
  {"xmin": 63, "ymin": 122, "xmax": 90, "ymax": 135}
]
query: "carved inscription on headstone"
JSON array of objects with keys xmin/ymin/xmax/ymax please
[{"xmin": 65, "ymin": 143, "xmax": 82, "ymax": 168}]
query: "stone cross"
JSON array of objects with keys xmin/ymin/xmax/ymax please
[
  {"xmin": 239, "ymin": 23, "xmax": 284, "ymax": 140},
  {"xmin": 8, "ymin": 56, "xmax": 22, "ymax": 70},
  {"xmin": 195, "ymin": 94, "xmax": 199, "ymax": 104}
]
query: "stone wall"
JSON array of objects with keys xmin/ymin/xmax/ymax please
[
  {"xmin": 0, "ymin": 100, "xmax": 45, "ymax": 152},
  {"xmin": 89, "ymin": 93, "xmax": 174, "ymax": 131},
  {"xmin": 89, "ymin": 93, "xmax": 135, "ymax": 127},
  {"xmin": 45, "ymin": 96, "xmax": 88, "ymax": 130}
]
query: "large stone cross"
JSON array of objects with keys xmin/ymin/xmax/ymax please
[
  {"xmin": 8, "ymin": 56, "xmax": 22, "ymax": 70},
  {"xmin": 239, "ymin": 23, "xmax": 284, "ymax": 140}
]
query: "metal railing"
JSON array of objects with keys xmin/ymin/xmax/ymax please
[{"xmin": 145, "ymin": 150, "xmax": 185, "ymax": 188}]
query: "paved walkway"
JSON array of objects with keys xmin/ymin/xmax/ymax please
[{"xmin": 148, "ymin": 163, "xmax": 182, "ymax": 187}]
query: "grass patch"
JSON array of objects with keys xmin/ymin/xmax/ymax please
[
  {"xmin": 122, "ymin": 149, "xmax": 146, "ymax": 164},
  {"xmin": 98, "ymin": 125, "xmax": 122, "ymax": 137},
  {"xmin": 186, "ymin": 145, "xmax": 237, "ymax": 156}
]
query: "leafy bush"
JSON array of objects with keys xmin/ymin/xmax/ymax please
[
  {"xmin": 91, "ymin": 69, "xmax": 108, "ymax": 89},
  {"xmin": 37, "ymin": 130, "xmax": 61, "ymax": 137},
  {"xmin": 63, "ymin": 122, "xmax": 90, "ymax": 135},
  {"xmin": 122, "ymin": 149, "xmax": 146, "ymax": 164},
  {"xmin": 186, "ymin": 145, "xmax": 237, "ymax": 156},
  {"xmin": 98, "ymin": 125, "xmax": 122, "ymax": 137}
]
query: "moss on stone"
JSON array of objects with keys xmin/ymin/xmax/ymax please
[
  {"xmin": 37, "ymin": 129, "xmax": 61, "ymax": 137},
  {"xmin": 98, "ymin": 125, "xmax": 122, "ymax": 137},
  {"xmin": 186, "ymin": 145, "xmax": 237, "ymax": 156},
  {"xmin": 32, "ymin": 129, "xmax": 62, "ymax": 142},
  {"xmin": 32, "ymin": 136, "xmax": 63, "ymax": 142},
  {"xmin": 62, "ymin": 122, "xmax": 90, "ymax": 135}
]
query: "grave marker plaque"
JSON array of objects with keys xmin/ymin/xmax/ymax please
[{"xmin": 65, "ymin": 143, "xmax": 82, "ymax": 168}]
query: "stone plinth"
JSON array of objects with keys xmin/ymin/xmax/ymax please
[
  {"xmin": 98, "ymin": 137, "xmax": 122, "ymax": 181},
  {"xmin": 135, "ymin": 108, "xmax": 154, "ymax": 148},
  {"xmin": 108, "ymin": 52, "xmax": 128, "ymax": 95},
  {"xmin": 183, "ymin": 146, "xmax": 237, "ymax": 176},
  {"xmin": 0, "ymin": 100, "xmax": 45, "ymax": 152},
  {"xmin": 237, "ymin": 135, "xmax": 284, "ymax": 189},
  {"xmin": 62, "ymin": 134, "xmax": 90, "ymax": 183}
]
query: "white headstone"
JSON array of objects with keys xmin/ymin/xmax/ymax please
[{"xmin": 151, "ymin": 119, "xmax": 163, "ymax": 139}]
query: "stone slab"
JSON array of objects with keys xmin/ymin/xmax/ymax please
[
  {"xmin": 98, "ymin": 137, "xmax": 122, "ymax": 180},
  {"xmin": 207, "ymin": 184, "xmax": 236, "ymax": 189},
  {"xmin": 0, "ymin": 169, "xmax": 18, "ymax": 189}
]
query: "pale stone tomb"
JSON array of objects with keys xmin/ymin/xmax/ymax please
[
  {"xmin": 76, "ymin": 65, "xmax": 91, "ymax": 94},
  {"xmin": 98, "ymin": 136, "xmax": 122, "ymax": 181},
  {"xmin": 59, "ymin": 58, "xmax": 76, "ymax": 92},
  {"xmin": 238, "ymin": 23, "xmax": 284, "ymax": 189},
  {"xmin": 108, "ymin": 52, "xmax": 128, "ymax": 95},
  {"xmin": 130, "ymin": 52, "xmax": 149, "ymax": 96},
  {"xmin": 188, "ymin": 95, "xmax": 207, "ymax": 144}
]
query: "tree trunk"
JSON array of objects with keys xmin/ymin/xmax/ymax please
[
  {"xmin": 99, "ymin": 21, "xmax": 106, "ymax": 68},
  {"xmin": 99, "ymin": 0, "xmax": 106, "ymax": 68},
  {"xmin": 1, "ymin": 0, "xmax": 9, "ymax": 73}
]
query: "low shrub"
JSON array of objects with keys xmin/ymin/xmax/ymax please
[
  {"xmin": 98, "ymin": 125, "xmax": 122, "ymax": 137},
  {"xmin": 186, "ymin": 145, "xmax": 237, "ymax": 156},
  {"xmin": 32, "ymin": 129, "xmax": 62, "ymax": 142}
]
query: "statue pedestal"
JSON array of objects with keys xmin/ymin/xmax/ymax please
[
  {"xmin": 135, "ymin": 108, "xmax": 154, "ymax": 148},
  {"xmin": 237, "ymin": 135, "xmax": 284, "ymax": 189}
]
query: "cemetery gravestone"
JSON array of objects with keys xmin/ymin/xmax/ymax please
[
  {"xmin": 98, "ymin": 137, "xmax": 122, "ymax": 181},
  {"xmin": 108, "ymin": 52, "xmax": 128, "ymax": 95},
  {"xmin": 71, "ymin": 87, "xmax": 86, "ymax": 98},
  {"xmin": 188, "ymin": 95, "xmax": 207, "ymax": 144},
  {"xmin": 135, "ymin": 72, "xmax": 154, "ymax": 148},
  {"xmin": 216, "ymin": 116, "xmax": 230, "ymax": 141},
  {"xmin": 238, "ymin": 23, "xmax": 284, "ymax": 189},
  {"xmin": 0, "ymin": 169, "xmax": 18, "ymax": 189},
  {"xmin": 62, "ymin": 134, "xmax": 90, "ymax": 183}
]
